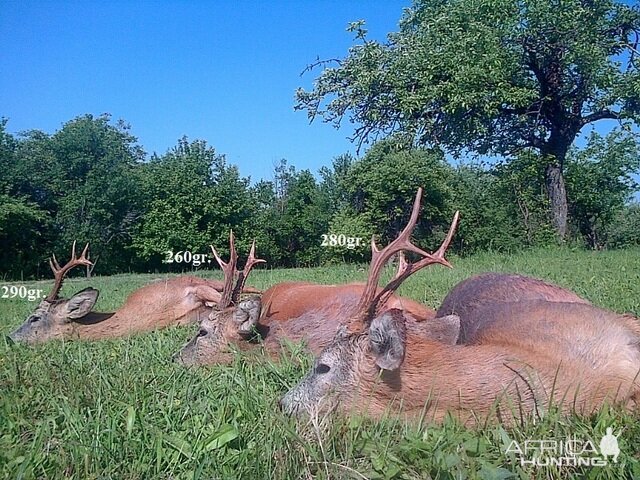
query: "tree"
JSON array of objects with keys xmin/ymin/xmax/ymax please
[
  {"xmin": 132, "ymin": 137, "xmax": 254, "ymax": 270},
  {"xmin": 340, "ymin": 140, "xmax": 453, "ymax": 249},
  {"xmin": 261, "ymin": 163, "xmax": 332, "ymax": 266},
  {"xmin": 49, "ymin": 114, "xmax": 145, "ymax": 274},
  {"xmin": 0, "ymin": 119, "xmax": 17, "ymax": 191},
  {"xmin": 565, "ymin": 129, "xmax": 640, "ymax": 248},
  {"xmin": 296, "ymin": 0, "xmax": 640, "ymax": 239},
  {"xmin": 450, "ymin": 165, "xmax": 523, "ymax": 252},
  {"xmin": 606, "ymin": 202, "xmax": 640, "ymax": 248},
  {"xmin": 318, "ymin": 153, "xmax": 355, "ymax": 214},
  {"xmin": 0, "ymin": 194, "xmax": 50, "ymax": 278},
  {"xmin": 2, "ymin": 127, "xmax": 59, "ymax": 216},
  {"xmin": 492, "ymin": 153, "xmax": 556, "ymax": 247}
]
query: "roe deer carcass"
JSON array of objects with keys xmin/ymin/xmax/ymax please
[
  {"xmin": 279, "ymin": 211, "xmax": 640, "ymax": 425},
  {"xmin": 175, "ymin": 190, "xmax": 461, "ymax": 366},
  {"xmin": 8, "ymin": 242, "xmax": 260, "ymax": 343},
  {"xmin": 436, "ymin": 272, "xmax": 590, "ymax": 343}
]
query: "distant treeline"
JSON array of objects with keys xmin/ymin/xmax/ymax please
[{"xmin": 1, "ymin": 114, "xmax": 639, "ymax": 280}]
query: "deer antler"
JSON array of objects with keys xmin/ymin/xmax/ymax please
[
  {"xmin": 372, "ymin": 210, "xmax": 460, "ymax": 315},
  {"xmin": 231, "ymin": 239, "xmax": 266, "ymax": 303},
  {"xmin": 391, "ymin": 252, "xmax": 409, "ymax": 283},
  {"xmin": 351, "ymin": 188, "xmax": 459, "ymax": 328},
  {"xmin": 211, "ymin": 230, "xmax": 239, "ymax": 309},
  {"xmin": 211, "ymin": 232, "xmax": 265, "ymax": 309},
  {"xmin": 46, "ymin": 241, "xmax": 93, "ymax": 301}
]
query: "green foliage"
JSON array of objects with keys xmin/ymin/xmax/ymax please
[
  {"xmin": 492, "ymin": 154, "xmax": 557, "ymax": 247},
  {"xmin": 0, "ymin": 112, "xmax": 638, "ymax": 279},
  {"xmin": 297, "ymin": 0, "xmax": 640, "ymax": 154},
  {"xmin": 254, "ymin": 161, "xmax": 332, "ymax": 266},
  {"xmin": 325, "ymin": 208, "xmax": 375, "ymax": 263},
  {"xmin": 48, "ymin": 114, "xmax": 145, "ymax": 274},
  {"xmin": 450, "ymin": 165, "xmax": 522, "ymax": 253},
  {"xmin": 606, "ymin": 203, "xmax": 640, "ymax": 248},
  {"xmin": 132, "ymin": 137, "xmax": 254, "ymax": 270},
  {"xmin": 0, "ymin": 115, "xmax": 146, "ymax": 276},
  {"xmin": 318, "ymin": 153, "xmax": 354, "ymax": 214},
  {"xmin": 344, "ymin": 141, "xmax": 452, "ymax": 245},
  {"xmin": 0, "ymin": 195, "xmax": 51, "ymax": 278},
  {"xmin": 317, "ymin": 142, "xmax": 455, "ymax": 264},
  {"xmin": 450, "ymin": 151, "xmax": 567, "ymax": 253},
  {"xmin": 0, "ymin": 118, "xmax": 17, "ymax": 191},
  {"xmin": 565, "ymin": 129, "xmax": 640, "ymax": 248},
  {"xmin": 2, "ymin": 128, "xmax": 59, "ymax": 215}
]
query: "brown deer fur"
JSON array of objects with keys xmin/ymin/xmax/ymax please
[
  {"xmin": 9, "ymin": 276, "xmax": 260, "ymax": 343},
  {"xmin": 280, "ymin": 301, "xmax": 640, "ymax": 423},
  {"xmin": 436, "ymin": 273, "xmax": 590, "ymax": 343},
  {"xmin": 67, "ymin": 277, "xmax": 230, "ymax": 340},
  {"xmin": 260, "ymin": 282, "xmax": 437, "ymax": 350},
  {"xmin": 174, "ymin": 281, "xmax": 441, "ymax": 366}
]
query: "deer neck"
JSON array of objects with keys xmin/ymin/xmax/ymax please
[
  {"xmin": 354, "ymin": 335, "xmax": 572, "ymax": 423},
  {"xmin": 69, "ymin": 310, "xmax": 134, "ymax": 340}
]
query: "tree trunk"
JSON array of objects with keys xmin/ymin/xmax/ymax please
[{"xmin": 544, "ymin": 163, "xmax": 568, "ymax": 240}]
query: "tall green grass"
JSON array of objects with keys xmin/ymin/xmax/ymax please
[{"xmin": 1, "ymin": 247, "xmax": 639, "ymax": 479}]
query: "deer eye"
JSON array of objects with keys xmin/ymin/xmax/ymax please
[
  {"xmin": 29, "ymin": 315, "xmax": 41, "ymax": 324},
  {"xmin": 315, "ymin": 363, "xmax": 331, "ymax": 374},
  {"xmin": 197, "ymin": 329, "xmax": 208, "ymax": 338}
]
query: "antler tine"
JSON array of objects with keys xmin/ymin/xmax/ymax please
[
  {"xmin": 353, "ymin": 188, "xmax": 434, "ymax": 325},
  {"xmin": 432, "ymin": 210, "xmax": 460, "ymax": 264},
  {"xmin": 373, "ymin": 210, "xmax": 460, "ymax": 315},
  {"xmin": 211, "ymin": 230, "xmax": 238, "ymax": 309},
  {"xmin": 50, "ymin": 253, "xmax": 61, "ymax": 271},
  {"xmin": 45, "ymin": 241, "xmax": 93, "ymax": 301},
  {"xmin": 231, "ymin": 239, "xmax": 266, "ymax": 303},
  {"xmin": 391, "ymin": 252, "xmax": 409, "ymax": 283}
]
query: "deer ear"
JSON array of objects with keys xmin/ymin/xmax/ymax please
[
  {"xmin": 233, "ymin": 296, "xmax": 261, "ymax": 334},
  {"xmin": 414, "ymin": 314, "xmax": 461, "ymax": 345},
  {"xmin": 369, "ymin": 309, "xmax": 407, "ymax": 371},
  {"xmin": 65, "ymin": 288, "xmax": 99, "ymax": 320}
]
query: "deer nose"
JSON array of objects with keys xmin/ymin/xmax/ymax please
[{"xmin": 5, "ymin": 334, "xmax": 16, "ymax": 345}]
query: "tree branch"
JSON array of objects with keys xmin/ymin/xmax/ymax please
[
  {"xmin": 299, "ymin": 57, "xmax": 342, "ymax": 76},
  {"xmin": 581, "ymin": 109, "xmax": 621, "ymax": 125}
]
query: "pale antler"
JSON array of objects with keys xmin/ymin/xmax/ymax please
[
  {"xmin": 231, "ymin": 239, "xmax": 266, "ymax": 303},
  {"xmin": 391, "ymin": 252, "xmax": 409, "ymax": 283},
  {"xmin": 210, "ymin": 230, "xmax": 238, "ymax": 309},
  {"xmin": 46, "ymin": 241, "xmax": 93, "ymax": 301},
  {"xmin": 351, "ymin": 188, "xmax": 459, "ymax": 327}
]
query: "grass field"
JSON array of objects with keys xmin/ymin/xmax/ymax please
[{"xmin": 1, "ymin": 247, "xmax": 640, "ymax": 479}]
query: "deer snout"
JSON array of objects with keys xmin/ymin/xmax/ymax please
[
  {"xmin": 7, "ymin": 326, "xmax": 25, "ymax": 344},
  {"xmin": 172, "ymin": 348, "xmax": 196, "ymax": 366}
]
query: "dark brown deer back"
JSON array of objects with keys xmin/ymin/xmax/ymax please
[{"xmin": 436, "ymin": 273, "xmax": 589, "ymax": 343}]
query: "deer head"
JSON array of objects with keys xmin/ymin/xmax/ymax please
[
  {"xmin": 9, "ymin": 242, "xmax": 96, "ymax": 344},
  {"xmin": 279, "ymin": 188, "xmax": 460, "ymax": 416},
  {"xmin": 174, "ymin": 231, "xmax": 265, "ymax": 366}
]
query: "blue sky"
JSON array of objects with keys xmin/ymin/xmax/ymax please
[
  {"xmin": 1, "ymin": 1, "xmax": 636, "ymax": 188},
  {"xmin": 1, "ymin": 1, "xmax": 410, "ymax": 183}
]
